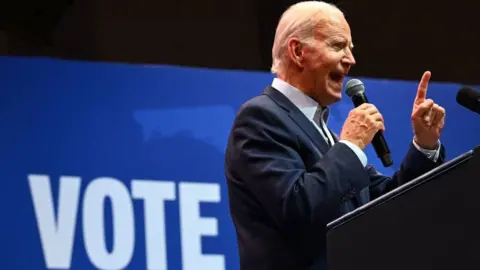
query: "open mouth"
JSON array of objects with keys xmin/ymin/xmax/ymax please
[{"xmin": 329, "ymin": 72, "xmax": 345, "ymax": 83}]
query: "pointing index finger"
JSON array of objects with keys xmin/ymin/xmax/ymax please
[{"xmin": 415, "ymin": 71, "xmax": 431, "ymax": 105}]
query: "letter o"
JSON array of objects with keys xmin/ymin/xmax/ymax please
[{"xmin": 83, "ymin": 177, "xmax": 135, "ymax": 270}]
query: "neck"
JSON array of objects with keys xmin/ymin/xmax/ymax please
[{"xmin": 278, "ymin": 71, "xmax": 323, "ymax": 105}]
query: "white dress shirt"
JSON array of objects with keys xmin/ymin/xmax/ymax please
[{"xmin": 271, "ymin": 78, "xmax": 441, "ymax": 167}]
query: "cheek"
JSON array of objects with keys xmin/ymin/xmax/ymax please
[
  {"xmin": 305, "ymin": 54, "xmax": 329, "ymax": 73},
  {"xmin": 303, "ymin": 49, "xmax": 323, "ymax": 68},
  {"xmin": 313, "ymin": 58, "xmax": 332, "ymax": 77},
  {"xmin": 322, "ymin": 52, "xmax": 343, "ymax": 66}
]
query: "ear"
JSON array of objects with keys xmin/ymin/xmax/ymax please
[{"xmin": 287, "ymin": 38, "xmax": 305, "ymax": 68}]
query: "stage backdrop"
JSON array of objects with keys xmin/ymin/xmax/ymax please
[{"xmin": 0, "ymin": 56, "xmax": 478, "ymax": 270}]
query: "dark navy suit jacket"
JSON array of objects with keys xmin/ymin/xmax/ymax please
[{"xmin": 224, "ymin": 86, "xmax": 445, "ymax": 270}]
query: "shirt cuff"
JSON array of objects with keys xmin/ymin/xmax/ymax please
[
  {"xmin": 339, "ymin": 140, "xmax": 368, "ymax": 167},
  {"xmin": 412, "ymin": 139, "xmax": 441, "ymax": 162}
]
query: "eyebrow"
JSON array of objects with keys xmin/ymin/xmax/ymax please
[{"xmin": 329, "ymin": 37, "xmax": 354, "ymax": 49}]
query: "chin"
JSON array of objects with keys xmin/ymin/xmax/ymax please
[
  {"xmin": 317, "ymin": 84, "xmax": 342, "ymax": 106},
  {"xmin": 319, "ymin": 94, "xmax": 341, "ymax": 106},
  {"xmin": 326, "ymin": 82, "xmax": 342, "ymax": 97},
  {"xmin": 333, "ymin": 91, "xmax": 342, "ymax": 100},
  {"xmin": 327, "ymin": 90, "xmax": 342, "ymax": 104}
]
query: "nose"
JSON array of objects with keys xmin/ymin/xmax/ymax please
[{"xmin": 343, "ymin": 49, "xmax": 356, "ymax": 66}]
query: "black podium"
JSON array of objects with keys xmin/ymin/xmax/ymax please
[{"xmin": 326, "ymin": 146, "xmax": 480, "ymax": 270}]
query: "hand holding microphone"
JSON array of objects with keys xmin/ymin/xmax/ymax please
[
  {"xmin": 339, "ymin": 103, "xmax": 385, "ymax": 150},
  {"xmin": 341, "ymin": 78, "xmax": 393, "ymax": 167},
  {"xmin": 340, "ymin": 71, "xmax": 446, "ymax": 167}
]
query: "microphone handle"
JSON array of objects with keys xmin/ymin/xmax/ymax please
[
  {"xmin": 372, "ymin": 132, "xmax": 393, "ymax": 167},
  {"xmin": 351, "ymin": 94, "xmax": 393, "ymax": 167}
]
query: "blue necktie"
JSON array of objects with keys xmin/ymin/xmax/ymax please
[{"xmin": 314, "ymin": 107, "xmax": 333, "ymax": 147}]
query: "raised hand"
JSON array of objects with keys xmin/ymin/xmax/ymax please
[{"xmin": 411, "ymin": 71, "xmax": 446, "ymax": 149}]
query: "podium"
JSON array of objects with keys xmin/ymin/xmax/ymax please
[{"xmin": 326, "ymin": 146, "xmax": 480, "ymax": 270}]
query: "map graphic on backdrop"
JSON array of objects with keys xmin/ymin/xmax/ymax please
[{"xmin": 133, "ymin": 106, "xmax": 235, "ymax": 153}]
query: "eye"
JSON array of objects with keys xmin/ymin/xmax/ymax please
[{"xmin": 332, "ymin": 41, "xmax": 347, "ymax": 51}]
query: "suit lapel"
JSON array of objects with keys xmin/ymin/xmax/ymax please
[
  {"xmin": 330, "ymin": 129, "xmax": 340, "ymax": 143},
  {"xmin": 264, "ymin": 86, "xmax": 362, "ymax": 207},
  {"xmin": 263, "ymin": 86, "xmax": 331, "ymax": 154}
]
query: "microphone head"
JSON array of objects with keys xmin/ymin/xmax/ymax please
[
  {"xmin": 345, "ymin": 78, "xmax": 365, "ymax": 97},
  {"xmin": 456, "ymin": 86, "xmax": 480, "ymax": 114}
]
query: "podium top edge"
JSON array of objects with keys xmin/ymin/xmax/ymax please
[{"xmin": 326, "ymin": 147, "xmax": 477, "ymax": 231}]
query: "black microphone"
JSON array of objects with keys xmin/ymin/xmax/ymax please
[
  {"xmin": 345, "ymin": 79, "xmax": 393, "ymax": 167},
  {"xmin": 456, "ymin": 86, "xmax": 480, "ymax": 115}
]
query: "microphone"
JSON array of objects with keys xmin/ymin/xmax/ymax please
[
  {"xmin": 345, "ymin": 79, "xmax": 393, "ymax": 167},
  {"xmin": 456, "ymin": 86, "xmax": 480, "ymax": 115}
]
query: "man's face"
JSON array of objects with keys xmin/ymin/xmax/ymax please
[{"xmin": 301, "ymin": 14, "xmax": 356, "ymax": 106}]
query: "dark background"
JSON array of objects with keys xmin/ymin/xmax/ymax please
[{"xmin": 1, "ymin": 0, "xmax": 479, "ymax": 84}]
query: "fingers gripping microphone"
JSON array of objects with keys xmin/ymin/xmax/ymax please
[{"xmin": 345, "ymin": 79, "xmax": 393, "ymax": 167}]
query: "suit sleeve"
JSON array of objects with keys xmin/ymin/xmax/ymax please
[
  {"xmin": 368, "ymin": 142, "xmax": 446, "ymax": 200},
  {"xmin": 226, "ymin": 104, "xmax": 372, "ymax": 232}
]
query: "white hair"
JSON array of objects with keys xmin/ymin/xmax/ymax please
[{"xmin": 270, "ymin": 1, "xmax": 343, "ymax": 75}]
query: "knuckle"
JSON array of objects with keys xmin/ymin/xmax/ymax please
[
  {"xmin": 362, "ymin": 103, "xmax": 373, "ymax": 109},
  {"xmin": 437, "ymin": 105, "xmax": 445, "ymax": 113},
  {"xmin": 366, "ymin": 116, "xmax": 374, "ymax": 124}
]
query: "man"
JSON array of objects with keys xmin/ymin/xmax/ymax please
[{"xmin": 224, "ymin": 1, "xmax": 446, "ymax": 270}]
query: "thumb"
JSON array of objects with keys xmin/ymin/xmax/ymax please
[{"xmin": 412, "ymin": 99, "xmax": 434, "ymax": 120}]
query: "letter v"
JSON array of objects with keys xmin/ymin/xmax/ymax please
[{"xmin": 28, "ymin": 174, "xmax": 81, "ymax": 269}]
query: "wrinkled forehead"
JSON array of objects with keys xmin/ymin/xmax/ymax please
[{"xmin": 315, "ymin": 13, "xmax": 352, "ymax": 42}]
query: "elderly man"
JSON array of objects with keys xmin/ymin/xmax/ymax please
[{"xmin": 224, "ymin": 1, "xmax": 446, "ymax": 270}]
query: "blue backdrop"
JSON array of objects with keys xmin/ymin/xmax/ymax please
[{"xmin": 0, "ymin": 56, "xmax": 478, "ymax": 270}]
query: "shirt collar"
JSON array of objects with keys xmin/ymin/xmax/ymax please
[{"xmin": 271, "ymin": 77, "xmax": 330, "ymax": 124}]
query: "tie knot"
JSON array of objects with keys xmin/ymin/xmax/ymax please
[{"xmin": 314, "ymin": 106, "xmax": 329, "ymax": 124}]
